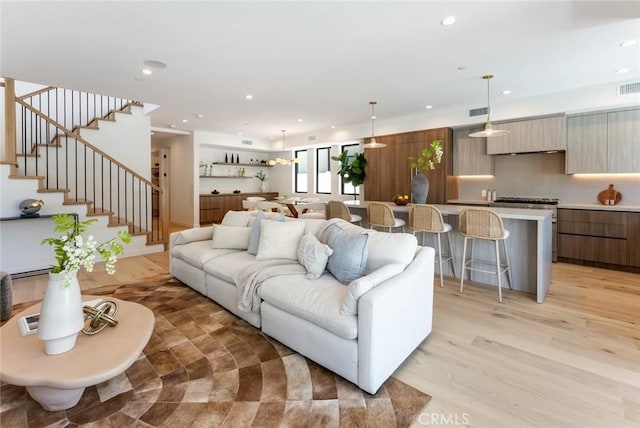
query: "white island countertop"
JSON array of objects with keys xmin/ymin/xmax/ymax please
[
  {"xmin": 345, "ymin": 200, "xmax": 552, "ymax": 221},
  {"xmin": 558, "ymin": 203, "xmax": 640, "ymax": 212}
]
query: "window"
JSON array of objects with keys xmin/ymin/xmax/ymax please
[
  {"xmin": 316, "ymin": 147, "xmax": 331, "ymax": 194},
  {"xmin": 294, "ymin": 149, "xmax": 308, "ymax": 193},
  {"xmin": 340, "ymin": 143, "xmax": 361, "ymax": 196}
]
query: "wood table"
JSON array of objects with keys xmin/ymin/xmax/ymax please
[{"xmin": 0, "ymin": 296, "xmax": 154, "ymax": 411}]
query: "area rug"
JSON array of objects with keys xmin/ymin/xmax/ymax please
[{"xmin": 0, "ymin": 278, "xmax": 431, "ymax": 427}]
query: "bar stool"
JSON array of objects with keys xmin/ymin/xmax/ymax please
[
  {"xmin": 299, "ymin": 202, "xmax": 327, "ymax": 219},
  {"xmin": 458, "ymin": 208, "xmax": 512, "ymax": 303},
  {"xmin": 255, "ymin": 201, "xmax": 286, "ymax": 218},
  {"xmin": 408, "ymin": 204, "xmax": 456, "ymax": 288},
  {"xmin": 367, "ymin": 202, "xmax": 405, "ymax": 232},
  {"xmin": 327, "ymin": 200, "xmax": 362, "ymax": 225}
]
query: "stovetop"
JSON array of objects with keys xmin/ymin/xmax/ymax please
[{"xmin": 493, "ymin": 196, "xmax": 559, "ymax": 205}]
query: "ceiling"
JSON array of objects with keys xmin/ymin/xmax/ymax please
[{"xmin": 2, "ymin": 1, "xmax": 639, "ymax": 143}]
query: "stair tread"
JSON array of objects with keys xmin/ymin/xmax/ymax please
[
  {"xmin": 63, "ymin": 199, "xmax": 93, "ymax": 205},
  {"xmin": 9, "ymin": 175, "xmax": 45, "ymax": 179},
  {"xmin": 86, "ymin": 208, "xmax": 113, "ymax": 216},
  {"xmin": 38, "ymin": 188, "xmax": 70, "ymax": 193}
]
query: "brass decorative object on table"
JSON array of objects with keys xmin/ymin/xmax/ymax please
[{"xmin": 82, "ymin": 299, "xmax": 119, "ymax": 335}]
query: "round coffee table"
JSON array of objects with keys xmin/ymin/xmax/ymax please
[{"xmin": 0, "ymin": 296, "xmax": 154, "ymax": 411}]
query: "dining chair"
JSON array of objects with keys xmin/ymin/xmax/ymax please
[
  {"xmin": 255, "ymin": 201, "xmax": 286, "ymax": 217},
  {"xmin": 299, "ymin": 202, "xmax": 327, "ymax": 219},
  {"xmin": 327, "ymin": 200, "xmax": 362, "ymax": 225},
  {"xmin": 367, "ymin": 202, "xmax": 405, "ymax": 232},
  {"xmin": 408, "ymin": 204, "xmax": 456, "ymax": 288},
  {"xmin": 458, "ymin": 208, "xmax": 512, "ymax": 303}
]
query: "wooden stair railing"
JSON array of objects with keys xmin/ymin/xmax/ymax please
[{"xmin": 4, "ymin": 83, "xmax": 166, "ymax": 246}]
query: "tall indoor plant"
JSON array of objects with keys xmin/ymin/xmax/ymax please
[
  {"xmin": 38, "ymin": 214, "xmax": 131, "ymax": 355},
  {"xmin": 407, "ymin": 139, "xmax": 443, "ymax": 203},
  {"xmin": 332, "ymin": 150, "xmax": 367, "ymax": 201}
]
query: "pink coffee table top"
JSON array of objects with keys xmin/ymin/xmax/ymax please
[{"xmin": 0, "ymin": 296, "xmax": 155, "ymax": 389}]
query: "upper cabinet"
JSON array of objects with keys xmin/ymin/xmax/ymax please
[
  {"xmin": 453, "ymin": 129, "xmax": 494, "ymax": 176},
  {"xmin": 566, "ymin": 107, "xmax": 640, "ymax": 174},
  {"xmin": 487, "ymin": 114, "xmax": 566, "ymax": 155}
]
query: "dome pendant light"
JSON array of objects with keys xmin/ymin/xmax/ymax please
[
  {"xmin": 363, "ymin": 101, "xmax": 387, "ymax": 148},
  {"xmin": 469, "ymin": 74, "xmax": 509, "ymax": 138},
  {"xmin": 268, "ymin": 130, "xmax": 299, "ymax": 166}
]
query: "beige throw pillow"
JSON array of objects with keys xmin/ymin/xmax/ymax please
[{"xmin": 256, "ymin": 220, "xmax": 306, "ymax": 261}]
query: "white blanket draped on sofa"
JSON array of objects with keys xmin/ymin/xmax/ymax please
[{"xmin": 234, "ymin": 259, "xmax": 306, "ymax": 312}]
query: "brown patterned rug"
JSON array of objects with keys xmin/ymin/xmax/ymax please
[{"xmin": 1, "ymin": 278, "xmax": 430, "ymax": 427}]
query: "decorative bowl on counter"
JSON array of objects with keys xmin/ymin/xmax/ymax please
[{"xmin": 393, "ymin": 194, "xmax": 410, "ymax": 206}]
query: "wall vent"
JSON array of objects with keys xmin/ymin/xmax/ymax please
[
  {"xmin": 241, "ymin": 139, "xmax": 253, "ymax": 145},
  {"xmin": 618, "ymin": 81, "xmax": 640, "ymax": 96},
  {"xmin": 307, "ymin": 135, "xmax": 316, "ymax": 141},
  {"xmin": 469, "ymin": 106, "xmax": 489, "ymax": 117}
]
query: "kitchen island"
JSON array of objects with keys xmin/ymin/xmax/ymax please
[{"xmin": 345, "ymin": 201, "xmax": 552, "ymax": 303}]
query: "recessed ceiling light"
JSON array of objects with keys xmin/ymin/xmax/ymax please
[
  {"xmin": 143, "ymin": 59, "xmax": 167, "ymax": 69},
  {"xmin": 425, "ymin": 105, "xmax": 433, "ymax": 109},
  {"xmin": 182, "ymin": 119, "xmax": 189, "ymax": 123},
  {"xmin": 196, "ymin": 113, "xmax": 204, "ymax": 119},
  {"xmin": 245, "ymin": 94, "xmax": 253, "ymax": 100},
  {"xmin": 620, "ymin": 40, "xmax": 637, "ymax": 47},
  {"xmin": 238, "ymin": 132, "xmax": 243, "ymax": 136},
  {"xmin": 330, "ymin": 125, "xmax": 336, "ymax": 129},
  {"xmin": 297, "ymin": 118, "xmax": 303, "ymax": 122},
  {"xmin": 441, "ymin": 16, "xmax": 457, "ymax": 26},
  {"xmin": 502, "ymin": 90, "xmax": 512, "ymax": 95},
  {"xmin": 169, "ymin": 124, "xmax": 176, "ymax": 129},
  {"xmin": 616, "ymin": 68, "xmax": 630, "ymax": 74},
  {"xmin": 142, "ymin": 69, "xmax": 152, "ymax": 75}
]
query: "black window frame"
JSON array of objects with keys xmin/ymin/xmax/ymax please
[
  {"xmin": 340, "ymin": 143, "xmax": 360, "ymax": 196},
  {"xmin": 294, "ymin": 149, "xmax": 308, "ymax": 193},
  {"xmin": 315, "ymin": 146, "xmax": 332, "ymax": 194}
]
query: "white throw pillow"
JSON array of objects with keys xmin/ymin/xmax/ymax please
[
  {"xmin": 256, "ymin": 220, "xmax": 306, "ymax": 261},
  {"xmin": 221, "ymin": 210, "xmax": 251, "ymax": 227},
  {"xmin": 211, "ymin": 224, "xmax": 252, "ymax": 249},
  {"xmin": 297, "ymin": 232, "xmax": 334, "ymax": 280},
  {"xmin": 340, "ymin": 263, "xmax": 406, "ymax": 315}
]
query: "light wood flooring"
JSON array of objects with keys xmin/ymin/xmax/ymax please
[{"xmin": 8, "ymin": 256, "xmax": 640, "ymax": 428}]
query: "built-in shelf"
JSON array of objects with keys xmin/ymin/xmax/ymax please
[{"xmin": 212, "ymin": 162, "xmax": 272, "ymax": 167}]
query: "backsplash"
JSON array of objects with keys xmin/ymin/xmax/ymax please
[{"xmin": 457, "ymin": 152, "xmax": 640, "ymax": 205}]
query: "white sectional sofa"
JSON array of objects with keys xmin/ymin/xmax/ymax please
[{"xmin": 169, "ymin": 213, "xmax": 435, "ymax": 394}]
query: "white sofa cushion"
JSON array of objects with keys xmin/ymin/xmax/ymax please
[
  {"xmin": 211, "ymin": 224, "xmax": 252, "ymax": 249},
  {"xmin": 203, "ymin": 251, "xmax": 259, "ymax": 283},
  {"xmin": 171, "ymin": 241, "xmax": 239, "ymax": 269},
  {"xmin": 256, "ymin": 220, "xmax": 306, "ymax": 261},
  {"xmin": 258, "ymin": 274, "xmax": 357, "ymax": 340},
  {"xmin": 221, "ymin": 210, "xmax": 251, "ymax": 226},
  {"xmin": 362, "ymin": 230, "xmax": 418, "ymax": 274},
  {"xmin": 340, "ymin": 263, "xmax": 406, "ymax": 315},
  {"xmin": 297, "ymin": 233, "xmax": 333, "ymax": 280},
  {"xmin": 172, "ymin": 226, "xmax": 213, "ymax": 246},
  {"xmin": 326, "ymin": 224, "xmax": 368, "ymax": 284}
]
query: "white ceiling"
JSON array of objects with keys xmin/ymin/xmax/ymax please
[{"xmin": 2, "ymin": 1, "xmax": 639, "ymax": 142}]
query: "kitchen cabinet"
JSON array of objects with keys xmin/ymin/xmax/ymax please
[
  {"xmin": 566, "ymin": 107, "xmax": 640, "ymax": 173},
  {"xmin": 487, "ymin": 114, "xmax": 566, "ymax": 155},
  {"xmin": 363, "ymin": 127, "xmax": 457, "ymax": 204},
  {"xmin": 199, "ymin": 192, "xmax": 278, "ymax": 225},
  {"xmin": 557, "ymin": 208, "xmax": 640, "ymax": 271},
  {"xmin": 453, "ymin": 129, "xmax": 494, "ymax": 175}
]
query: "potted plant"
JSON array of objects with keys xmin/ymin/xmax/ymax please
[
  {"xmin": 331, "ymin": 150, "xmax": 367, "ymax": 201},
  {"xmin": 407, "ymin": 139, "xmax": 443, "ymax": 204},
  {"xmin": 38, "ymin": 214, "xmax": 131, "ymax": 355},
  {"xmin": 255, "ymin": 170, "xmax": 269, "ymax": 192}
]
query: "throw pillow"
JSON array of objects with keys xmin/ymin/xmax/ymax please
[
  {"xmin": 221, "ymin": 210, "xmax": 251, "ymax": 227},
  {"xmin": 340, "ymin": 263, "xmax": 406, "ymax": 315},
  {"xmin": 256, "ymin": 220, "xmax": 306, "ymax": 261},
  {"xmin": 247, "ymin": 212, "xmax": 286, "ymax": 255},
  {"xmin": 326, "ymin": 225, "xmax": 368, "ymax": 284},
  {"xmin": 297, "ymin": 232, "xmax": 334, "ymax": 280},
  {"xmin": 211, "ymin": 224, "xmax": 252, "ymax": 249}
]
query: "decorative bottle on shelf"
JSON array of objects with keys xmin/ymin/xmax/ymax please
[
  {"xmin": 230, "ymin": 153, "xmax": 235, "ymax": 163},
  {"xmin": 225, "ymin": 153, "xmax": 228, "ymax": 163},
  {"xmin": 236, "ymin": 154, "xmax": 240, "ymax": 163}
]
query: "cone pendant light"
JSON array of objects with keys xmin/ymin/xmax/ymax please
[{"xmin": 469, "ymin": 74, "xmax": 508, "ymax": 138}]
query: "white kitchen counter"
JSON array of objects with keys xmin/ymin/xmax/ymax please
[
  {"xmin": 447, "ymin": 199, "xmax": 491, "ymax": 206},
  {"xmin": 558, "ymin": 203, "xmax": 640, "ymax": 212},
  {"xmin": 345, "ymin": 201, "xmax": 552, "ymax": 303}
]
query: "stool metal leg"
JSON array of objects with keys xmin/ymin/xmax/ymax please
[
  {"xmin": 436, "ymin": 232, "xmax": 444, "ymax": 288},
  {"xmin": 460, "ymin": 236, "xmax": 468, "ymax": 293},
  {"xmin": 446, "ymin": 231, "xmax": 457, "ymax": 278},
  {"xmin": 503, "ymin": 239, "xmax": 512, "ymax": 289},
  {"xmin": 495, "ymin": 239, "xmax": 503, "ymax": 303}
]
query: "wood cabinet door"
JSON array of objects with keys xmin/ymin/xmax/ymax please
[
  {"xmin": 488, "ymin": 115, "xmax": 566, "ymax": 154},
  {"xmin": 566, "ymin": 113, "xmax": 607, "ymax": 173},
  {"xmin": 626, "ymin": 213, "xmax": 640, "ymax": 267},
  {"xmin": 453, "ymin": 130, "xmax": 494, "ymax": 175},
  {"xmin": 607, "ymin": 109, "xmax": 640, "ymax": 173}
]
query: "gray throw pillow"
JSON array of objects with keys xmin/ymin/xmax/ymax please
[
  {"xmin": 297, "ymin": 232, "xmax": 334, "ymax": 280},
  {"xmin": 327, "ymin": 225, "xmax": 368, "ymax": 284},
  {"xmin": 247, "ymin": 211, "xmax": 285, "ymax": 255}
]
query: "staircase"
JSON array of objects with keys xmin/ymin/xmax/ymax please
[{"xmin": 1, "ymin": 79, "xmax": 166, "ymax": 273}]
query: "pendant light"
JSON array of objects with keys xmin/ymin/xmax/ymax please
[
  {"xmin": 469, "ymin": 74, "xmax": 509, "ymax": 138},
  {"xmin": 363, "ymin": 101, "xmax": 387, "ymax": 148},
  {"xmin": 268, "ymin": 130, "xmax": 299, "ymax": 166}
]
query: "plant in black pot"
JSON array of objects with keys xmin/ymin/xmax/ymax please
[{"xmin": 331, "ymin": 150, "xmax": 367, "ymax": 201}]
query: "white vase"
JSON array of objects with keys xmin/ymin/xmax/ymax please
[
  {"xmin": 37, "ymin": 272, "xmax": 84, "ymax": 355},
  {"xmin": 260, "ymin": 182, "xmax": 268, "ymax": 193}
]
